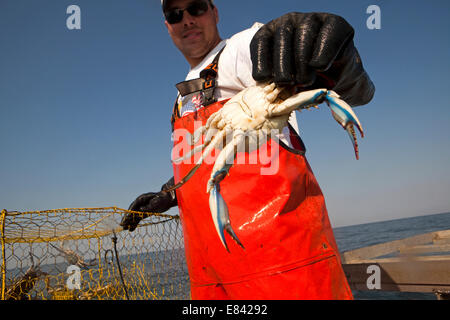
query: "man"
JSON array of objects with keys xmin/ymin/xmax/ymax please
[{"xmin": 121, "ymin": 0, "xmax": 374, "ymax": 299}]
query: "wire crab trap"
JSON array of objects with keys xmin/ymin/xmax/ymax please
[{"xmin": 0, "ymin": 207, "xmax": 190, "ymax": 300}]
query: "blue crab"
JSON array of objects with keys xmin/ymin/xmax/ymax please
[{"xmin": 171, "ymin": 82, "xmax": 364, "ymax": 251}]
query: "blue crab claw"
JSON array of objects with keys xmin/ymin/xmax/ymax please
[
  {"xmin": 208, "ymin": 169, "xmax": 245, "ymax": 252},
  {"xmin": 324, "ymin": 91, "xmax": 364, "ymax": 160},
  {"xmin": 268, "ymin": 88, "xmax": 364, "ymax": 159}
]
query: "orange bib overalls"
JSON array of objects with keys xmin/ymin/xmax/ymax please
[{"xmin": 171, "ymin": 50, "xmax": 353, "ymax": 300}]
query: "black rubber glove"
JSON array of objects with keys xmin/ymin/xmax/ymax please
[
  {"xmin": 250, "ymin": 12, "xmax": 375, "ymax": 106},
  {"xmin": 120, "ymin": 177, "xmax": 177, "ymax": 232}
]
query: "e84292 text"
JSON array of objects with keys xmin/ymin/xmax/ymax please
[{"xmin": 226, "ymin": 304, "xmax": 268, "ymax": 315}]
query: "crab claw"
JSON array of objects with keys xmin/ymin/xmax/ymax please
[
  {"xmin": 324, "ymin": 91, "xmax": 364, "ymax": 160},
  {"xmin": 208, "ymin": 170, "xmax": 244, "ymax": 252}
]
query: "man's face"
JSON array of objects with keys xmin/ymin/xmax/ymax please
[{"xmin": 164, "ymin": 0, "xmax": 221, "ymax": 67}]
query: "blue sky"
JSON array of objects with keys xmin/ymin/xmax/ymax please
[{"xmin": 0, "ymin": 0, "xmax": 449, "ymax": 227}]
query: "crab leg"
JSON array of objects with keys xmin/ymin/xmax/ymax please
[
  {"xmin": 207, "ymin": 131, "xmax": 245, "ymax": 251},
  {"xmin": 172, "ymin": 124, "xmax": 246, "ymax": 251},
  {"xmin": 267, "ymin": 88, "xmax": 328, "ymax": 117},
  {"xmin": 169, "ymin": 128, "xmax": 228, "ymax": 192},
  {"xmin": 172, "ymin": 126, "xmax": 211, "ymax": 164},
  {"xmin": 209, "ymin": 174, "xmax": 244, "ymax": 252},
  {"xmin": 323, "ymin": 91, "xmax": 364, "ymax": 160}
]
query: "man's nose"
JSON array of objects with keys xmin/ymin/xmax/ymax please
[{"xmin": 182, "ymin": 10, "xmax": 196, "ymax": 26}]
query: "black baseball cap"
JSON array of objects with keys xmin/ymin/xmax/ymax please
[{"xmin": 161, "ymin": 0, "xmax": 214, "ymax": 12}]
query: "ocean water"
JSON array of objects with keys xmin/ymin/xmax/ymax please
[{"xmin": 333, "ymin": 211, "xmax": 450, "ymax": 300}]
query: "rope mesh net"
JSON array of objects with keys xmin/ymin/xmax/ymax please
[{"xmin": 0, "ymin": 207, "xmax": 190, "ymax": 300}]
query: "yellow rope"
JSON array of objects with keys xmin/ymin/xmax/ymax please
[{"xmin": 1, "ymin": 209, "xmax": 6, "ymax": 300}]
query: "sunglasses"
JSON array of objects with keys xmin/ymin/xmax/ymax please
[{"xmin": 164, "ymin": 1, "xmax": 210, "ymax": 24}]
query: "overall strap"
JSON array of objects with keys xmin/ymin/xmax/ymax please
[
  {"xmin": 199, "ymin": 46, "xmax": 224, "ymax": 106},
  {"xmin": 171, "ymin": 46, "xmax": 226, "ymax": 129}
]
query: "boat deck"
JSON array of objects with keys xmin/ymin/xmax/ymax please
[{"xmin": 341, "ymin": 229, "xmax": 450, "ymax": 299}]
